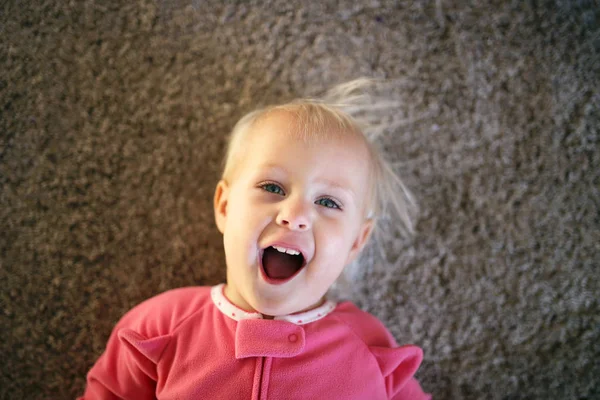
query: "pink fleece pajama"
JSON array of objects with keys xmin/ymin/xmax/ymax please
[{"xmin": 79, "ymin": 284, "xmax": 431, "ymax": 399}]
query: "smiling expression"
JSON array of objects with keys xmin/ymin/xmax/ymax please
[{"xmin": 214, "ymin": 110, "xmax": 374, "ymax": 317}]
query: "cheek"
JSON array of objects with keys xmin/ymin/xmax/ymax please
[
  {"xmin": 226, "ymin": 193, "xmax": 254, "ymax": 227},
  {"xmin": 315, "ymin": 222, "xmax": 355, "ymax": 268},
  {"xmin": 225, "ymin": 196, "xmax": 268, "ymax": 246},
  {"xmin": 223, "ymin": 197, "xmax": 251, "ymax": 250}
]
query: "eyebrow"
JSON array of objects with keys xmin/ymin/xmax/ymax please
[
  {"xmin": 257, "ymin": 163, "xmax": 357, "ymax": 203},
  {"xmin": 258, "ymin": 163, "xmax": 287, "ymax": 175},
  {"xmin": 314, "ymin": 177, "xmax": 357, "ymax": 203}
]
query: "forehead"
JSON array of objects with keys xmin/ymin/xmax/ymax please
[
  {"xmin": 239, "ymin": 110, "xmax": 372, "ymax": 198},
  {"xmin": 247, "ymin": 110, "xmax": 369, "ymax": 160},
  {"xmin": 248, "ymin": 109, "xmax": 365, "ymax": 149}
]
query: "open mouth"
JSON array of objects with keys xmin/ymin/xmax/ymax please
[{"xmin": 260, "ymin": 246, "xmax": 306, "ymax": 284}]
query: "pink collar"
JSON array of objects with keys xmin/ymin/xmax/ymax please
[{"xmin": 211, "ymin": 284, "xmax": 336, "ymax": 325}]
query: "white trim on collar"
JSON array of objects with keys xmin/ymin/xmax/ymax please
[{"xmin": 211, "ymin": 284, "xmax": 337, "ymax": 325}]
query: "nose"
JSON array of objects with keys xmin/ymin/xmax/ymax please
[{"xmin": 276, "ymin": 197, "xmax": 311, "ymax": 231}]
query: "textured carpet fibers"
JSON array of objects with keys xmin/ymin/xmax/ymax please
[{"xmin": 1, "ymin": 1, "xmax": 599, "ymax": 399}]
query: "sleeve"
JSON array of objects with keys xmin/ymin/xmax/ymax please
[
  {"xmin": 391, "ymin": 378, "xmax": 432, "ymax": 400},
  {"xmin": 335, "ymin": 303, "xmax": 432, "ymax": 400},
  {"xmin": 370, "ymin": 345, "xmax": 432, "ymax": 400},
  {"xmin": 77, "ymin": 328, "xmax": 171, "ymax": 399},
  {"xmin": 77, "ymin": 288, "xmax": 202, "ymax": 399}
]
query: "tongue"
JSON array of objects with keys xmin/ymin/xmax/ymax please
[{"xmin": 262, "ymin": 247, "xmax": 303, "ymax": 280}]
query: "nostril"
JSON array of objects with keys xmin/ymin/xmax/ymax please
[{"xmin": 278, "ymin": 218, "xmax": 308, "ymax": 230}]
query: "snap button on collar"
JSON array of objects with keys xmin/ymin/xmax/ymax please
[{"xmin": 235, "ymin": 319, "xmax": 305, "ymax": 359}]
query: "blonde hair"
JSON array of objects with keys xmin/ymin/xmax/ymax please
[{"xmin": 220, "ymin": 78, "xmax": 418, "ymax": 281}]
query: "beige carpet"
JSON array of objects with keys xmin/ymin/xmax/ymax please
[{"xmin": 1, "ymin": 1, "xmax": 599, "ymax": 398}]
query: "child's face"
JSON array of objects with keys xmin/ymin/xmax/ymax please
[{"xmin": 214, "ymin": 111, "xmax": 373, "ymax": 316}]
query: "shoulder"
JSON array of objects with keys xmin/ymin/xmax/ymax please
[
  {"xmin": 329, "ymin": 301, "xmax": 398, "ymax": 347},
  {"xmin": 328, "ymin": 302, "xmax": 429, "ymax": 399},
  {"xmin": 116, "ymin": 285, "xmax": 213, "ymax": 338}
]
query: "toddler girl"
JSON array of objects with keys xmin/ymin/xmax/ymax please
[{"xmin": 79, "ymin": 79, "xmax": 432, "ymax": 399}]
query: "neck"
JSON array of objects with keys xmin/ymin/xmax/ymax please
[{"xmin": 223, "ymin": 284, "xmax": 326, "ymax": 317}]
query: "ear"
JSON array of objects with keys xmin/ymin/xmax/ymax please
[
  {"xmin": 214, "ymin": 179, "xmax": 230, "ymax": 234},
  {"xmin": 345, "ymin": 218, "xmax": 374, "ymax": 265}
]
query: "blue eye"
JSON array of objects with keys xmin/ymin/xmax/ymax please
[
  {"xmin": 261, "ymin": 183, "xmax": 285, "ymax": 195},
  {"xmin": 316, "ymin": 197, "xmax": 341, "ymax": 209}
]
